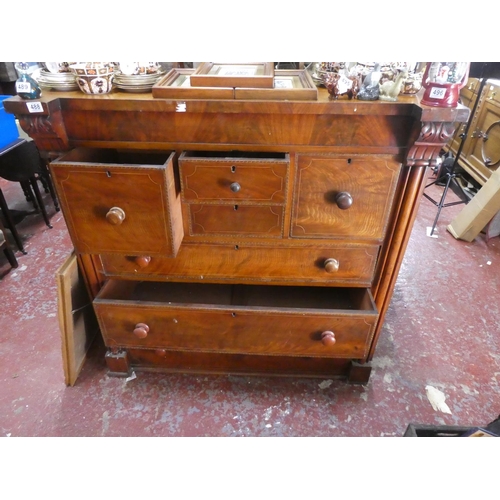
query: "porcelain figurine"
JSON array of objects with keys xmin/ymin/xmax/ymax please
[
  {"xmin": 324, "ymin": 71, "xmax": 360, "ymax": 100},
  {"xmin": 357, "ymin": 63, "xmax": 382, "ymax": 101},
  {"xmin": 379, "ymin": 70, "xmax": 408, "ymax": 101}
]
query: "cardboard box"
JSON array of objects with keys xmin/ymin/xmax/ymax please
[{"xmin": 447, "ymin": 168, "xmax": 500, "ymax": 242}]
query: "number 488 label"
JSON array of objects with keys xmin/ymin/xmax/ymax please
[{"xmin": 26, "ymin": 102, "xmax": 43, "ymax": 113}]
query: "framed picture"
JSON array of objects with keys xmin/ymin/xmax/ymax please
[
  {"xmin": 152, "ymin": 68, "xmax": 318, "ymax": 101},
  {"xmin": 152, "ymin": 68, "xmax": 234, "ymax": 99},
  {"xmin": 190, "ymin": 62, "xmax": 275, "ymax": 88},
  {"xmin": 235, "ymin": 70, "xmax": 318, "ymax": 101}
]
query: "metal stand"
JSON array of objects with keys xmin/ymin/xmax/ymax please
[
  {"xmin": 423, "ymin": 67, "xmax": 490, "ymax": 236},
  {"xmin": 423, "ymin": 157, "xmax": 468, "ymax": 236}
]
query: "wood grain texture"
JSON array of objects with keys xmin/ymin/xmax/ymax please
[
  {"xmin": 3, "ymin": 90, "xmax": 469, "ymax": 382},
  {"xmin": 50, "ymin": 149, "xmax": 183, "ymax": 256},
  {"xmin": 292, "ymin": 155, "xmax": 401, "ymax": 240},
  {"xmin": 56, "ymin": 252, "xmax": 99, "ymax": 385},
  {"xmin": 100, "ymin": 242, "xmax": 378, "ymax": 286},
  {"xmin": 94, "ymin": 281, "xmax": 377, "ymax": 359}
]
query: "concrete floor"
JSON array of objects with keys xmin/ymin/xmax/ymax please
[{"xmin": 1, "ymin": 169, "xmax": 499, "ymax": 439}]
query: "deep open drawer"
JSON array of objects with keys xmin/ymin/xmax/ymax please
[
  {"xmin": 50, "ymin": 148, "xmax": 183, "ymax": 257},
  {"xmin": 93, "ymin": 281, "xmax": 378, "ymax": 359}
]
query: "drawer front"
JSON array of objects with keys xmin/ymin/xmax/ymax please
[
  {"xmin": 292, "ymin": 155, "xmax": 401, "ymax": 241},
  {"xmin": 188, "ymin": 204, "xmax": 284, "ymax": 237},
  {"xmin": 94, "ymin": 282, "xmax": 378, "ymax": 359},
  {"xmin": 179, "ymin": 154, "xmax": 288, "ymax": 203},
  {"xmin": 101, "ymin": 243, "xmax": 379, "ymax": 285},
  {"xmin": 50, "ymin": 149, "xmax": 183, "ymax": 257}
]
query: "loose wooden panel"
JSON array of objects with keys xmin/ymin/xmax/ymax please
[
  {"xmin": 188, "ymin": 204, "xmax": 284, "ymax": 237},
  {"xmin": 93, "ymin": 282, "xmax": 377, "ymax": 359},
  {"xmin": 100, "ymin": 243, "xmax": 379, "ymax": 285},
  {"xmin": 56, "ymin": 252, "xmax": 99, "ymax": 386},
  {"xmin": 292, "ymin": 155, "xmax": 401, "ymax": 241},
  {"xmin": 179, "ymin": 153, "xmax": 288, "ymax": 203},
  {"xmin": 50, "ymin": 149, "xmax": 183, "ymax": 256}
]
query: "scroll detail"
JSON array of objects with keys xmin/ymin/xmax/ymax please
[{"xmin": 406, "ymin": 121, "xmax": 457, "ymax": 168}]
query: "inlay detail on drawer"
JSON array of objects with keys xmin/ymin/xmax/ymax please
[
  {"xmin": 188, "ymin": 204, "xmax": 284, "ymax": 237},
  {"xmin": 101, "ymin": 243, "xmax": 379, "ymax": 285},
  {"xmin": 51, "ymin": 148, "xmax": 183, "ymax": 257},
  {"xmin": 179, "ymin": 151, "xmax": 289, "ymax": 204},
  {"xmin": 292, "ymin": 155, "xmax": 401, "ymax": 241},
  {"xmin": 94, "ymin": 281, "xmax": 378, "ymax": 359}
]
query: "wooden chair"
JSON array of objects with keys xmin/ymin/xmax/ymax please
[
  {"xmin": 0, "ymin": 216, "xmax": 18, "ymax": 268},
  {"xmin": 0, "ymin": 140, "xmax": 59, "ymax": 252},
  {"xmin": 0, "ymin": 186, "xmax": 26, "ymax": 253}
]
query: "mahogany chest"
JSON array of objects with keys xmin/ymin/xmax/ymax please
[{"xmin": 4, "ymin": 88, "xmax": 468, "ymax": 383}]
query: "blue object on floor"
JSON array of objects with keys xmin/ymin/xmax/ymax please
[{"xmin": 0, "ymin": 95, "xmax": 20, "ymax": 150}]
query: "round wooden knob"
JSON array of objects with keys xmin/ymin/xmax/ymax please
[
  {"xmin": 230, "ymin": 182, "xmax": 241, "ymax": 193},
  {"xmin": 133, "ymin": 322, "xmax": 149, "ymax": 339},
  {"xmin": 324, "ymin": 258, "xmax": 339, "ymax": 273},
  {"xmin": 321, "ymin": 331, "xmax": 336, "ymax": 346},
  {"xmin": 135, "ymin": 256, "xmax": 151, "ymax": 268},
  {"xmin": 334, "ymin": 192, "xmax": 353, "ymax": 210},
  {"xmin": 155, "ymin": 349, "xmax": 167, "ymax": 357},
  {"xmin": 106, "ymin": 206, "xmax": 126, "ymax": 225}
]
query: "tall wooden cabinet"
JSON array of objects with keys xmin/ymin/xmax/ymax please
[
  {"xmin": 448, "ymin": 78, "xmax": 500, "ymax": 185},
  {"xmin": 4, "ymin": 89, "xmax": 468, "ymax": 384}
]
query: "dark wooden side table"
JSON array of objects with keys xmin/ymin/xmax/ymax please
[{"xmin": 0, "ymin": 138, "xmax": 59, "ymax": 253}]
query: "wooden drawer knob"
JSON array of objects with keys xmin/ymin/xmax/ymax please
[
  {"xmin": 134, "ymin": 256, "xmax": 151, "ymax": 268},
  {"xmin": 321, "ymin": 331, "xmax": 336, "ymax": 346},
  {"xmin": 334, "ymin": 192, "xmax": 353, "ymax": 210},
  {"xmin": 324, "ymin": 258, "xmax": 339, "ymax": 273},
  {"xmin": 230, "ymin": 182, "xmax": 241, "ymax": 193},
  {"xmin": 133, "ymin": 322, "xmax": 149, "ymax": 339},
  {"xmin": 106, "ymin": 206, "xmax": 126, "ymax": 225}
]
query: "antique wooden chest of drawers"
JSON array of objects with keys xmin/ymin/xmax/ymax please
[{"xmin": 4, "ymin": 88, "xmax": 468, "ymax": 383}]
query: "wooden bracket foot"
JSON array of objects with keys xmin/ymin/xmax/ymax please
[
  {"xmin": 105, "ymin": 348, "xmax": 131, "ymax": 377},
  {"xmin": 348, "ymin": 361, "xmax": 372, "ymax": 384}
]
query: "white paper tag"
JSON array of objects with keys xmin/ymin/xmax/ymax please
[
  {"xmin": 16, "ymin": 81, "xmax": 32, "ymax": 93},
  {"xmin": 26, "ymin": 102, "xmax": 43, "ymax": 113},
  {"xmin": 337, "ymin": 75, "xmax": 353, "ymax": 95},
  {"xmin": 429, "ymin": 87, "xmax": 446, "ymax": 100}
]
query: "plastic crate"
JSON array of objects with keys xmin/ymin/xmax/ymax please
[{"xmin": 0, "ymin": 95, "xmax": 20, "ymax": 150}]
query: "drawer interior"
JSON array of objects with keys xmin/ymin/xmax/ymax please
[
  {"xmin": 181, "ymin": 150, "xmax": 288, "ymax": 161},
  {"xmin": 55, "ymin": 147, "xmax": 173, "ymax": 166},
  {"xmin": 96, "ymin": 280, "xmax": 376, "ymax": 313}
]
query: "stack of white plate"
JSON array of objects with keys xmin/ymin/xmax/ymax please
[
  {"xmin": 114, "ymin": 71, "xmax": 164, "ymax": 93},
  {"xmin": 37, "ymin": 69, "xmax": 79, "ymax": 91}
]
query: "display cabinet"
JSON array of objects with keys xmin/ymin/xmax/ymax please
[
  {"xmin": 4, "ymin": 88, "xmax": 468, "ymax": 384},
  {"xmin": 448, "ymin": 78, "xmax": 500, "ymax": 185}
]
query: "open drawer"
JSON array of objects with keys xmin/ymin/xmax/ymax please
[
  {"xmin": 50, "ymin": 148, "xmax": 183, "ymax": 257},
  {"xmin": 93, "ymin": 281, "xmax": 378, "ymax": 360}
]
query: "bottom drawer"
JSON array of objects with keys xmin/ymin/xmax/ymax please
[{"xmin": 94, "ymin": 281, "xmax": 378, "ymax": 359}]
